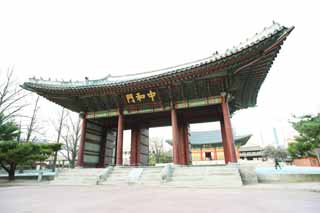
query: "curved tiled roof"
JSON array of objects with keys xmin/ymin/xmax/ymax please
[
  {"xmin": 22, "ymin": 22, "xmax": 292, "ymax": 91},
  {"xmin": 21, "ymin": 22, "xmax": 294, "ymax": 114}
]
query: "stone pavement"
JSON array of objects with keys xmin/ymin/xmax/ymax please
[
  {"xmin": 0, "ymin": 179, "xmax": 50, "ymax": 186},
  {"xmin": 0, "ymin": 185, "xmax": 319, "ymax": 213}
]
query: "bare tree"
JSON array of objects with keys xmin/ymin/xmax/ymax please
[
  {"xmin": 55, "ymin": 107, "xmax": 66, "ymax": 144},
  {"xmin": 25, "ymin": 95, "xmax": 40, "ymax": 142},
  {"xmin": 149, "ymin": 137, "xmax": 164, "ymax": 164},
  {"xmin": 60, "ymin": 115, "xmax": 81, "ymax": 168},
  {"xmin": 0, "ymin": 68, "xmax": 29, "ymax": 122},
  {"xmin": 51, "ymin": 107, "xmax": 68, "ymax": 171}
]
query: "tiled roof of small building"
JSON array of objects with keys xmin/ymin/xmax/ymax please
[{"xmin": 189, "ymin": 130, "xmax": 251, "ymax": 145}]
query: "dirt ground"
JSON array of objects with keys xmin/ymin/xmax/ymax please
[{"xmin": 0, "ymin": 185, "xmax": 319, "ymax": 213}]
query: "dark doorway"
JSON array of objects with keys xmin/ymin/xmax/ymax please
[{"xmin": 205, "ymin": 152, "xmax": 212, "ymax": 160}]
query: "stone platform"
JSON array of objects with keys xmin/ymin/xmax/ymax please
[{"xmin": 50, "ymin": 165, "xmax": 243, "ymax": 187}]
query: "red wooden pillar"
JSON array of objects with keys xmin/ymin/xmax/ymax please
[
  {"xmin": 130, "ymin": 128, "xmax": 140, "ymax": 166},
  {"xmin": 171, "ymin": 103, "xmax": 180, "ymax": 164},
  {"xmin": 77, "ymin": 116, "xmax": 87, "ymax": 167},
  {"xmin": 213, "ymin": 147, "xmax": 218, "ymax": 160},
  {"xmin": 220, "ymin": 97, "xmax": 237, "ymax": 163},
  {"xmin": 220, "ymin": 119, "xmax": 230, "ymax": 163},
  {"xmin": 178, "ymin": 123, "xmax": 186, "ymax": 165},
  {"xmin": 116, "ymin": 110, "xmax": 124, "ymax": 166},
  {"xmin": 179, "ymin": 122, "xmax": 190, "ymax": 165},
  {"xmin": 184, "ymin": 124, "xmax": 190, "ymax": 164}
]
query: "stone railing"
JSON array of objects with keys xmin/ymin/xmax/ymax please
[
  {"xmin": 96, "ymin": 166, "xmax": 113, "ymax": 185},
  {"xmin": 161, "ymin": 164, "xmax": 173, "ymax": 183},
  {"xmin": 128, "ymin": 168, "xmax": 144, "ymax": 185}
]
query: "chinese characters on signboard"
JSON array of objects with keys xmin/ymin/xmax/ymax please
[{"xmin": 125, "ymin": 90, "xmax": 157, "ymax": 104}]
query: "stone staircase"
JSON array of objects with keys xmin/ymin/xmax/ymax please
[
  {"xmin": 100, "ymin": 167, "xmax": 133, "ymax": 185},
  {"xmin": 100, "ymin": 166, "xmax": 164, "ymax": 186},
  {"xmin": 166, "ymin": 165, "xmax": 242, "ymax": 188},
  {"xmin": 50, "ymin": 165, "xmax": 243, "ymax": 187},
  {"xmin": 50, "ymin": 168, "xmax": 105, "ymax": 186},
  {"xmin": 138, "ymin": 167, "xmax": 163, "ymax": 186}
]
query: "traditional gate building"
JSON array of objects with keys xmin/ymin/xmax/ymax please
[{"xmin": 22, "ymin": 23, "xmax": 293, "ymax": 167}]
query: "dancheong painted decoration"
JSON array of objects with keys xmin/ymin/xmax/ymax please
[{"xmin": 22, "ymin": 22, "xmax": 294, "ymax": 167}]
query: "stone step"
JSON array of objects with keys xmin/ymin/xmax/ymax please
[
  {"xmin": 51, "ymin": 179, "xmax": 98, "ymax": 183},
  {"xmin": 65, "ymin": 168, "xmax": 104, "ymax": 171},
  {"xmin": 55, "ymin": 176, "xmax": 98, "ymax": 180},
  {"xmin": 61, "ymin": 169, "xmax": 105, "ymax": 173},
  {"xmin": 106, "ymin": 175, "xmax": 128, "ymax": 178},
  {"xmin": 166, "ymin": 179, "xmax": 242, "ymax": 184},
  {"xmin": 140, "ymin": 176, "xmax": 161, "ymax": 180},
  {"xmin": 172, "ymin": 167, "xmax": 239, "ymax": 172},
  {"xmin": 166, "ymin": 166, "xmax": 242, "ymax": 187},
  {"xmin": 56, "ymin": 175, "xmax": 98, "ymax": 178},
  {"xmin": 172, "ymin": 172, "xmax": 238, "ymax": 177},
  {"xmin": 57, "ymin": 173, "xmax": 101, "ymax": 177},
  {"xmin": 102, "ymin": 180, "xmax": 128, "ymax": 184},
  {"xmin": 57, "ymin": 171, "xmax": 101, "ymax": 174},
  {"xmin": 101, "ymin": 183, "xmax": 128, "ymax": 186},
  {"xmin": 100, "ymin": 167, "xmax": 163, "ymax": 185},
  {"xmin": 138, "ymin": 182, "xmax": 162, "ymax": 186},
  {"xmin": 51, "ymin": 179, "xmax": 96, "ymax": 183},
  {"xmin": 101, "ymin": 180, "xmax": 129, "ymax": 184},
  {"xmin": 166, "ymin": 180, "xmax": 242, "ymax": 185},
  {"xmin": 60, "ymin": 170, "xmax": 104, "ymax": 172},
  {"xmin": 50, "ymin": 182, "xmax": 95, "ymax": 186},
  {"xmin": 142, "ymin": 170, "xmax": 162, "ymax": 174},
  {"xmin": 141, "ymin": 173, "xmax": 161, "ymax": 176},
  {"xmin": 111, "ymin": 170, "xmax": 132, "ymax": 173},
  {"xmin": 167, "ymin": 180, "xmax": 243, "ymax": 185},
  {"xmin": 164, "ymin": 184, "xmax": 242, "ymax": 188},
  {"xmin": 105, "ymin": 177, "xmax": 128, "ymax": 181},
  {"xmin": 110, "ymin": 171, "xmax": 131, "ymax": 175},
  {"xmin": 74, "ymin": 165, "xmax": 244, "ymax": 187},
  {"xmin": 172, "ymin": 167, "xmax": 238, "ymax": 172},
  {"xmin": 50, "ymin": 168, "xmax": 104, "ymax": 185},
  {"xmin": 170, "ymin": 177, "xmax": 241, "ymax": 183}
]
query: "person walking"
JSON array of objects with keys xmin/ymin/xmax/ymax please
[{"xmin": 274, "ymin": 158, "xmax": 282, "ymax": 170}]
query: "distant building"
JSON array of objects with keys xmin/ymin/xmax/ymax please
[
  {"xmin": 189, "ymin": 130, "xmax": 251, "ymax": 161},
  {"xmin": 239, "ymin": 145, "xmax": 263, "ymax": 160}
]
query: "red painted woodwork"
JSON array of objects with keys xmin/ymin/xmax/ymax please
[
  {"xmin": 178, "ymin": 123, "xmax": 186, "ymax": 165},
  {"xmin": 184, "ymin": 124, "xmax": 190, "ymax": 164},
  {"xmin": 116, "ymin": 110, "xmax": 124, "ymax": 166},
  {"xmin": 220, "ymin": 120, "xmax": 230, "ymax": 163},
  {"xmin": 130, "ymin": 128, "xmax": 140, "ymax": 166},
  {"xmin": 178, "ymin": 122, "xmax": 190, "ymax": 165},
  {"xmin": 220, "ymin": 97, "xmax": 237, "ymax": 163},
  {"xmin": 77, "ymin": 117, "xmax": 87, "ymax": 167},
  {"xmin": 171, "ymin": 104, "xmax": 180, "ymax": 164},
  {"xmin": 213, "ymin": 147, "xmax": 218, "ymax": 160}
]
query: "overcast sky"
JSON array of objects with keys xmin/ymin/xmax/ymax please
[{"xmin": 0, "ymin": 1, "xmax": 319, "ymax": 145}]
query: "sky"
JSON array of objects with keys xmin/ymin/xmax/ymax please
[{"xmin": 0, "ymin": 0, "xmax": 319, "ymax": 147}]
